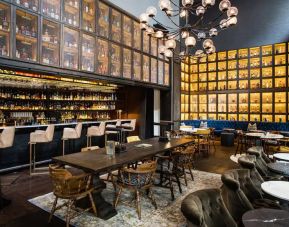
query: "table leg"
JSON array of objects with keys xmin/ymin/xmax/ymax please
[
  {"xmin": 76, "ymin": 174, "xmax": 117, "ymax": 220},
  {"xmin": 0, "ymin": 182, "xmax": 11, "ymax": 210}
]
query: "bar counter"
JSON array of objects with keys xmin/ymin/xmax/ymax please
[{"xmin": 0, "ymin": 119, "xmax": 132, "ymax": 173}]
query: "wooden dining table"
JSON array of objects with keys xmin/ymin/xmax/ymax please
[{"xmin": 52, "ymin": 137, "xmax": 194, "ymax": 220}]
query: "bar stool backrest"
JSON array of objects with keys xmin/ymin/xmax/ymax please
[
  {"xmin": 130, "ymin": 119, "xmax": 136, "ymax": 131},
  {"xmin": 75, "ymin": 123, "xmax": 82, "ymax": 137},
  {"xmin": 46, "ymin": 125, "xmax": 55, "ymax": 142},
  {"xmin": 98, "ymin": 121, "xmax": 106, "ymax": 136},
  {"xmin": 0, "ymin": 126, "xmax": 15, "ymax": 148}
]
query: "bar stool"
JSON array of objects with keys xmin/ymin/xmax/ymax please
[
  {"xmin": 29, "ymin": 125, "xmax": 55, "ymax": 175},
  {"xmin": 62, "ymin": 123, "xmax": 82, "ymax": 155},
  {"xmin": 87, "ymin": 121, "xmax": 105, "ymax": 147},
  {"xmin": 122, "ymin": 119, "xmax": 136, "ymax": 142},
  {"xmin": 105, "ymin": 120, "xmax": 121, "ymax": 144},
  {"xmin": 0, "ymin": 126, "xmax": 15, "ymax": 210}
]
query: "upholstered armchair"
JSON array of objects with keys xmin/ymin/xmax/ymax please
[{"xmin": 181, "ymin": 189, "xmax": 238, "ymax": 227}]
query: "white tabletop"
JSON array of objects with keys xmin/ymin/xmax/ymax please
[
  {"xmin": 180, "ymin": 127, "xmax": 207, "ymax": 133},
  {"xmin": 273, "ymin": 153, "xmax": 289, "ymax": 161},
  {"xmin": 245, "ymin": 132, "xmax": 264, "ymax": 137},
  {"xmin": 261, "ymin": 181, "xmax": 289, "ymax": 201},
  {"xmin": 260, "ymin": 134, "xmax": 284, "ymax": 139}
]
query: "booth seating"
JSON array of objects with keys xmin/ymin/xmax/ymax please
[
  {"xmin": 181, "ymin": 189, "xmax": 238, "ymax": 227},
  {"xmin": 221, "ymin": 132, "xmax": 235, "ymax": 147},
  {"xmin": 62, "ymin": 123, "xmax": 82, "ymax": 156},
  {"xmin": 86, "ymin": 122, "xmax": 105, "ymax": 147},
  {"xmin": 29, "ymin": 125, "xmax": 55, "ymax": 175}
]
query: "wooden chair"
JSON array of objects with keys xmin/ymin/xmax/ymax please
[
  {"xmin": 113, "ymin": 160, "xmax": 157, "ymax": 220},
  {"xmin": 235, "ymin": 130, "xmax": 246, "ymax": 155},
  {"xmin": 194, "ymin": 129, "xmax": 210, "ymax": 156},
  {"xmin": 209, "ymin": 128, "xmax": 216, "ymax": 152},
  {"xmin": 48, "ymin": 165, "xmax": 96, "ymax": 227}
]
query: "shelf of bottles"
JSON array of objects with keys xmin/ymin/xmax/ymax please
[
  {"xmin": 42, "ymin": 19, "xmax": 60, "ymax": 65},
  {"xmin": 0, "ymin": 0, "xmax": 170, "ymax": 87},
  {"xmin": 181, "ymin": 42, "xmax": 289, "ymax": 122},
  {"xmin": 0, "ymin": 2, "xmax": 10, "ymax": 57},
  {"xmin": 63, "ymin": 27, "xmax": 78, "ymax": 69}
]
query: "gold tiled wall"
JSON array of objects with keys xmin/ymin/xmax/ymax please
[{"xmin": 180, "ymin": 42, "xmax": 289, "ymax": 122}]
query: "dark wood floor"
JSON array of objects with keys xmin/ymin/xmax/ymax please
[{"xmin": 0, "ymin": 142, "xmax": 238, "ymax": 227}]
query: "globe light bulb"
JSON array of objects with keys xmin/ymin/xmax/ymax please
[
  {"xmin": 206, "ymin": 45, "xmax": 216, "ymax": 54},
  {"xmin": 159, "ymin": 45, "xmax": 166, "ymax": 55},
  {"xmin": 140, "ymin": 23, "xmax": 147, "ymax": 31},
  {"xmin": 202, "ymin": 0, "xmax": 215, "ymax": 7},
  {"xmin": 165, "ymin": 39, "xmax": 176, "ymax": 49},
  {"xmin": 195, "ymin": 49, "xmax": 204, "ymax": 56},
  {"xmin": 185, "ymin": 36, "xmax": 196, "ymax": 46},
  {"xmin": 227, "ymin": 6, "xmax": 238, "ymax": 17},
  {"xmin": 219, "ymin": 19, "xmax": 228, "ymax": 29},
  {"xmin": 146, "ymin": 6, "xmax": 157, "ymax": 17},
  {"xmin": 203, "ymin": 39, "xmax": 213, "ymax": 49},
  {"xmin": 164, "ymin": 49, "xmax": 173, "ymax": 58},
  {"xmin": 155, "ymin": 31, "xmax": 164, "ymax": 38},
  {"xmin": 219, "ymin": 0, "xmax": 231, "ymax": 12},
  {"xmin": 209, "ymin": 28, "xmax": 218, "ymax": 37},
  {"xmin": 146, "ymin": 26, "xmax": 154, "ymax": 36},
  {"xmin": 227, "ymin": 16, "xmax": 237, "ymax": 26},
  {"xmin": 159, "ymin": 0, "xmax": 170, "ymax": 11},
  {"xmin": 166, "ymin": 5, "xmax": 173, "ymax": 16},
  {"xmin": 179, "ymin": 51, "xmax": 185, "ymax": 57},
  {"xmin": 196, "ymin": 6, "xmax": 205, "ymax": 16},
  {"xmin": 180, "ymin": 10, "xmax": 187, "ymax": 18},
  {"xmin": 139, "ymin": 13, "xmax": 149, "ymax": 23},
  {"xmin": 197, "ymin": 32, "xmax": 206, "ymax": 39},
  {"xmin": 181, "ymin": 31, "xmax": 189, "ymax": 39},
  {"xmin": 182, "ymin": 0, "xmax": 194, "ymax": 7}
]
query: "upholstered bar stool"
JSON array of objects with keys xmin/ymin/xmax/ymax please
[
  {"xmin": 0, "ymin": 126, "xmax": 15, "ymax": 210},
  {"xmin": 29, "ymin": 125, "xmax": 55, "ymax": 175},
  {"xmin": 105, "ymin": 120, "xmax": 121, "ymax": 144},
  {"xmin": 122, "ymin": 119, "xmax": 136, "ymax": 143},
  {"xmin": 87, "ymin": 121, "xmax": 105, "ymax": 147},
  {"xmin": 62, "ymin": 123, "xmax": 82, "ymax": 155}
]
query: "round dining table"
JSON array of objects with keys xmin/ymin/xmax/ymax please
[
  {"xmin": 261, "ymin": 181, "xmax": 289, "ymax": 201},
  {"xmin": 267, "ymin": 162, "xmax": 289, "ymax": 176},
  {"xmin": 242, "ymin": 208, "xmax": 289, "ymax": 227},
  {"xmin": 273, "ymin": 153, "xmax": 289, "ymax": 162}
]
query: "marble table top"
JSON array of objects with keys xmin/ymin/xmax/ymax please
[
  {"xmin": 267, "ymin": 162, "xmax": 289, "ymax": 176},
  {"xmin": 261, "ymin": 181, "xmax": 289, "ymax": 201},
  {"xmin": 273, "ymin": 153, "xmax": 289, "ymax": 162},
  {"xmin": 245, "ymin": 132, "xmax": 265, "ymax": 137},
  {"xmin": 242, "ymin": 208, "xmax": 289, "ymax": 227},
  {"xmin": 179, "ymin": 127, "xmax": 208, "ymax": 133}
]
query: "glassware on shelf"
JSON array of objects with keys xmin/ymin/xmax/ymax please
[
  {"xmin": 239, "ymin": 80, "xmax": 248, "ymax": 90},
  {"xmin": 275, "ymin": 115, "xmax": 286, "ymax": 123},
  {"xmin": 41, "ymin": 19, "xmax": 60, "ymax": 65},
  {"xmin": 275, "ymin": 92, "xmax": 286, "ymax": 114},
  {"xmin": 218, "ymin": 81, "xmax": 226, "ymax": 91},
  {"xmin": 208, "ymin": 82, "xmax": 216, "ymax": 91},
  {"xmin": 123, "ymin": 48, "xmax": 131, "ymax": 79},
  {"xmin": 111, "ymin": 9, "xmax": 121, "ymax": 42},
  {"xmin": 82, "ymin": 0, "xmax": 95, "ymax": 32},
  {"xmin": 250, "ymin": 79, "xmax": 260, "ymax": 89},
  {"xmin": 133, "ymin": 52, "xmax": 141, "ymax": 80},
  {"xmin": 228, "ymin": 60, "xmax": 236, "ymax": 70},
  {"xmin": 110, "ymin": 44, "xmax": 121, "ymax": 77},
  {"xmin": 208, "ymin": 53, "xmax": 216, "ymax": 62},
  {"xmin": 274, "ymin": 43, "xmax": 286, "ymax": 54},
  {"xmin": 262, "ymin": 79, "xmax": 272, "ymax": 89},
  {"xmin": 239, "ymin": 114, "xmax": 248, "ymax": 121},
  {"xmin": 218, "ymin": 51, "xmax": 226, "ymax": 61},
  {"xmin": 15, "ymin": 0, "xmax": 38, "ymax": 12},
  {"xmin": 63, "ymin": 27, "xmax": 79, "ymax": 69},
  {"xmin": 250, "ymin": 57, "xmax": 260, "ymax": 67},
  {"xmin": 63, "ymin": 0, "xmax": 80, "ymax": 27},
  {"xmin": 238, "ymin": 48, "xmax": 248, "ymax": 58},
  {"xmin": 190, "ymin": 64, "xmax": 198, "ymax": 73},
  {"xmin": 275, "ymin": 66, "xmax": 286, "ymax": 77},
  {"xmin": 228, "ymin": 81, "xmax": 237, "ymax": 90},
  {"xmin": 262, "ymin": 67, "xmax": 272, "ymax": 77},
  {"xmin": 158, "ymin": 60, "xmax": 164, "ymax": 85},
  {"xmin": 262, "ymin": 115, "xmax": 272, "ymax": 122},
  {"xmin": 239, "ymin": 93, "xmax": 248, "ymax": 113},
  {"xmin": 228, "ymin": 94, "xmax": 237, "ymax": 113},
  {"xmin": 228, "ymin": 70, "xmax": 237, "ymax": 80},
  {"xmin": 199, "ymin": 56, "xmax": 207, "ymax": 63},
  {"xmin": 0, "ymin": 2, "xmax": 10, "ymax": 57},
  {"xmin": 208, "ymin": 72, "xmax": 216, "ymax": 81},
  {"xmin": 151, "ymin": 58, "xmax": 157, "ymax": 83},
  {"xmin": 218, "ymin": 61, "xmax": 226, "ymax": 71},
  {"xmin": 250, "ymin": 93, "xmax": 260, "ymax": 113},
  {"xmin": 238, "ymin": 59, "xmax": 248, "ymax": 69},
  {"xmin": 208, "ymin": 114, "xmax": 216, "ymax": 120},
  {"xmin": 133, "ymin": 21, "xmax": 141, "ymax": 50},
  {"xmin": 96, "ymin": 38, "xmax": 108, "ymax": 75},
  {"xmin": 199, "ymin": 63, "xmax": 207, "ymax": 72},
  {"xmin": 250, "ymin": 114, "xmax": 260, "ymax": 122},
  {"xmin": 81, "ymin": 34, "xmax": 94, "ymax": 72},
  {"xmin": 274, "ymin": 55, "xmax": 286, "ymax": 65},
  {"xmin": 15, "ymin": 10, "xmax": 38, "ymax": 61},
  {"xmin": 239, "ymin": 69, "xmax": 248, "ymax": 79},
  {"xmin": 275, "ymin": 78, "xmax": 286, "ymax": 88},
  {"xmin": 208, "ymin": 62, "xmax": 216, "ymax": 71},
  {"xmin": 190, "ymin": 83, "xmax": 198, "ymax": 92},
  {"xmin": 250, "ymin": 47, "xmax": 260, "ymax": 57},
  {"xmin": 262, "ymin": 56, "xmax": 272, "ymax": 67},
  {"xmin": 123, "ymin": 16, "xmax": 132, "ymax": 47},
  {"xmin": 262, "ymin": 45, "xmax": 272, "ymax": 55},
  {"xmin": 97, "ymin": 2, "xmax": 109, "ymax": 38},
  {"xmin": 228, "ymin": 50, "xmax": 237, "ymax": 59},
  {"xmin": 228, "ymin": 114, "xmax": 237, "ymax": 121},
  {"xmin": 218, "ymin": 71, "xmax": 226, "ymax": 80},
  {"xmin": 42, "ymin": 0, "xmax": 60, "ymax": 20}
]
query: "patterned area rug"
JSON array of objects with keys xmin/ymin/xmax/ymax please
[{"xmin": 29, "ymin": 170, "xmax": 221, "ymax": 227}]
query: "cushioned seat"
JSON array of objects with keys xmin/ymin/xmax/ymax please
[
  {"xmin": 279, "ymin": 146, "xmax": 289, "ymax": 153},
  {"xmin": 221, "ymin": 132, "xmax": 235, "ymax": 147},
  {"xmin": 181, "ymin": 189, "xmax": 237, "ymax": 227}
]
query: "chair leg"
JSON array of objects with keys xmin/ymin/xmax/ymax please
[
  {"xmin": 175, "ymin": 173, "xmax": 182, "ymax": 194},
  {"xmin": 148, "ymin": 188, "xmax": 157, "ymax": 209},
  {"xmin": 33, "ymin": 144, "xmax": 36, "ymax": 171},
  {"xmin": 87, "ymin": 136, "xmax": 89, "ymax": 147},
  {"xmin": 188, "ymin": 167, "xmax": 194, "ymax": 181},
  {"xmin": 29, "ymin": 143, "xmax": 33, "ymax": 175},
  {"xmin": 62, "ymin": 139, "xmax": 65, "ymax": 156},
  {"xmin": 48, "ymin": 196, "xmax": 58, "ymax": 223},
  {"xmin": 88, "ymin": 192, "xmax": 97, "ymax": 215},
  {"xmin": 182, "ymin": 166, "xmax": 188, "ymax": 186},
  {"xmin": 66, "ymin": 200, "xmax": 73, "ymax": 227},
  {"xmin": 114, "ymin": 186, "xmax": 122, "ymax": 208},
  {"xmin": 168, "ymin": 175, "xmax": 175, "ymax": 201},
  {"xmin": 135, "ymin": 190, "xmax": 141, "ymax": 220}
]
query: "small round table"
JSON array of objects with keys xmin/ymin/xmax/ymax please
[
  {"xmin": 242, "ymin": 208, "xmax": 289, "ymax": 227},
  {"xmin": 261, "ymin": 181, "xmax": 289, "ymax": 201},
  {"xmin": 267, "ymin": 162, "xmax": 289, "ymax": 176},
  {"xmin": 260, "ymin": 134, "xmax": 284, "ymax": 140},
  {"xmin": 245, "ymin": 132, "xmax": 265, "ymax": 137},
  {"xmin": 273, "ymin": 153, "xmax": 289, "ymax": 162}
]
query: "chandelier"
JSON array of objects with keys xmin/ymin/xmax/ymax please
[{"xmin": 139, "ymin": 0, "xmax": 239, "ymax": 61}]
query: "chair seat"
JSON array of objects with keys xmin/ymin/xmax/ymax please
[
  {"xmin": 87, "ymin": 126, "xmax": 102, "ymax": 136},
  {"xmin": 63, "ymin": 128, "xmax": 79, "ymax": 139},
  {"xmin": 30, "ymin": 130, "xmax": 50, "ymax": 143},
  {"xmin": 81, "ymin": 146, "xmax": 99, "ymax": 152},
  {"xmin": 105, "ymin": 131, "xmax": 118, "ymax": 134}
]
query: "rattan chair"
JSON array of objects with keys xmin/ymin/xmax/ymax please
[
  {"xmin": 113, "ymin": 160, "xmax": 157, "ymax": 220},
  {"xmin": 48, "ymin": 165, "xmax": 96, "ymax": 227}
]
